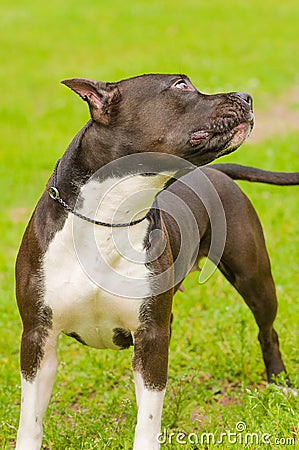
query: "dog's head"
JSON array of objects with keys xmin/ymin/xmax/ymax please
[{"xmin": 62, "ymin": 73, "xmax": 254, "ymax": 166}]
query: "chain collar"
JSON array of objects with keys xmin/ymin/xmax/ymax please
[{"xmin": 48, "ymin": 159, "xmax": 151, "ymax": 227}]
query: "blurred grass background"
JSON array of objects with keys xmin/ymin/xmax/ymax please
[{"xmin": 0, "ymin": 0, "xmax": 298, "ymax": 448}]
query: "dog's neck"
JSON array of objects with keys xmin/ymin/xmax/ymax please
[
  {"xmin": 78, "ymin": 172, "xmax": 172, "ymax": 224},
  {"xmin": 57, "ymin": 123, "xmax": 176, "ymax": 223}
]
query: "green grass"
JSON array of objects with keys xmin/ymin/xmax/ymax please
[{"xmin": 0, "ymin": 0, "xmax": 299, "ymax": 448}]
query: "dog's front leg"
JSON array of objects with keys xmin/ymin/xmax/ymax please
[
  {"xmin": 132, "ymin": 324, "xmax": 170, "ymax": 450},
  {"xmin": 133, "ymin": 372, "xmax": 166, "ymax": 450},
  {"xmin": 16, "ymin": 330, "xmax": 59, "ymax": 450}
]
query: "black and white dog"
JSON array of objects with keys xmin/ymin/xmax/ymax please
[{"xmin": 15, "ymin": 74, "xmax": 298, "ymax": 449}]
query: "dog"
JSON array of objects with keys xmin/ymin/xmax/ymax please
[{"xmin": 15, "ymin": 73, "xmax": 298, "ymax": 449}]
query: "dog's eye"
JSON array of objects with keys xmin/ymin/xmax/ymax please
[{"xmin": 173, "ymin": 80, "xmax": 190, "ymax": 90}]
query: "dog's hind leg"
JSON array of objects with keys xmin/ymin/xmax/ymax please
[
  {"xmin": 16, "ymin": 329, "xmax": 59, "ymax": 450},
  {"xmin": 226, "ymin": 263, "xmax": 287, "ymax": 383},
  {"xmin": 217, "ymin": 195, "xmax": 288, "ymax": 384}
]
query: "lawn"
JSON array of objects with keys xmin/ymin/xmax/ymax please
[{"xmin": 0, "ymin": 0, "xmax": 298, "ymax": 448}]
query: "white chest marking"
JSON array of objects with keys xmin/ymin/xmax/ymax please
[{"xmin": 42, "ymin": 173, "xmax": 169, "ymax": 349}]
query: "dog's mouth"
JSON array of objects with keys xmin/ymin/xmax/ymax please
[
  {"xmin": 189, "ymin": 115, "xmax": 254, "ymax": 164},
  {"xmin": 191, "ymin": 121, "xmax": 251, "ymax": 145}
]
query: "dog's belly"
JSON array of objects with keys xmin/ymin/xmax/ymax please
[
  {"xmin": 51, "ymin": 285, "xmax": 144, "ymax": 349},
  {"xmin": 42, "ymin": 211, "xmax": 151, "ymax": 350},
  {"xmin": 62, "ymin": 291, "xmax": 143, "ymax": 350}
]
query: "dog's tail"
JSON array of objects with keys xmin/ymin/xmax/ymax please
[{"xmin": 209, "ymin": 163, "xmax": 299, "ymax": 185}]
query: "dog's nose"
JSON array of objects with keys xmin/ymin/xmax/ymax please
[{"xmin": 234, "ymin": 92, "xmax": 253, "ymax": 108}]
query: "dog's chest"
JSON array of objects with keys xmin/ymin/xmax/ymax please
[{"xmin": 42, "ymin": 176, "xmax": 156, "ymax": 350}]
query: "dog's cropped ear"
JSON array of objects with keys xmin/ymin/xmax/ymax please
[{"xmin": 61, "ymin": 78, "xmax": 120, "ymax": 125}]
